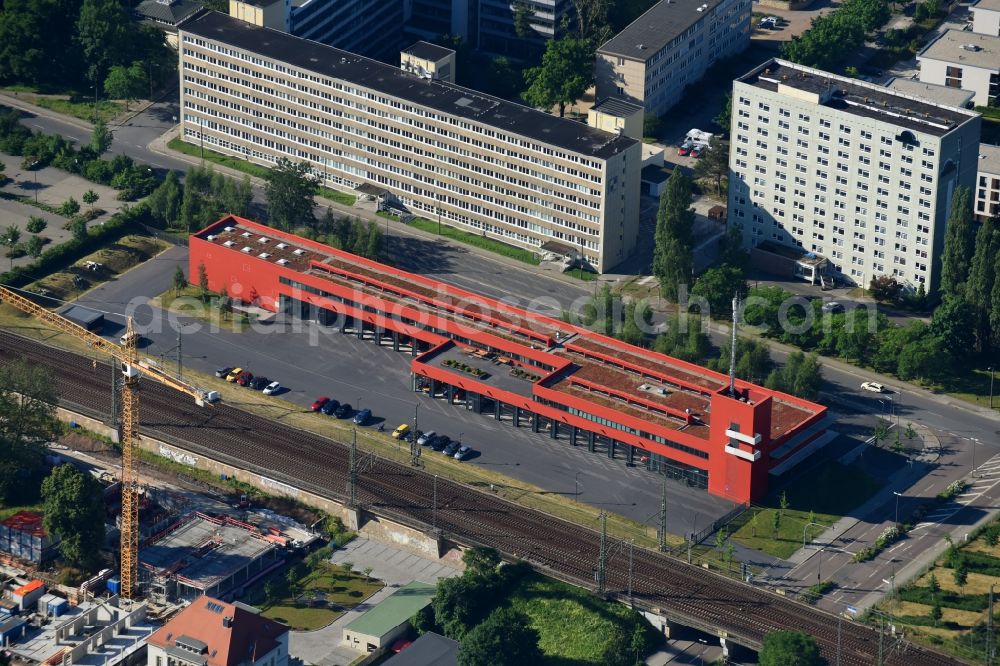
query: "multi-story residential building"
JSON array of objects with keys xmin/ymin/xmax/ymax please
[
  {"xmin": 918, "ymin": 30, "xmax": 1000, "ymax": 106},
  {"xmin": 477, "ymin": 0, "xmax": 575, "ymax": 57},
  {"xmin": 178, "ymin": 11, "xmax": 641, "ymax": 272},
  {"xmin": 405, "ymin": 0, "xmax": 473, "ymax": 44},
  {"xmin": 595, "ymin": 0, "xmax": 750, "ymax": 118},
  {"xmin": 728, "ymin": 59, "xmax": 981, "ymax": 292},
  {"xmin": 972, "ymin": 0, "xmax": 1000, "ymax": 36},
  {"xmin": 976, "ymin": 143, "xmax": 1000, "ymax": 222},
  {"xmin": 227, "ymin": 0, "xmax": 404, "ymax": 61}
]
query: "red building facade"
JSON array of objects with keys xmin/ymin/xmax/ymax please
[{"xmin": 190, "ymin": 216, "xmax": 829, "ymax": 504}]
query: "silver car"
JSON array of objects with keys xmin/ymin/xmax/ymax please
[{"xmin": 416, "ymin": 430, "xmax": 436, "ymax": 446}]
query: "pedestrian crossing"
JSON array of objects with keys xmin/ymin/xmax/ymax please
[{"xmin": 911, "ymin": 453, "xmax": 1000, "ymax": 532}]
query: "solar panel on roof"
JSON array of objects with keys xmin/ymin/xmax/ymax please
[{"xmin": 206, "ymin": 601, "xmax": 225, "ymax": 613}]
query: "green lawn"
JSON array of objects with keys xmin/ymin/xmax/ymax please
[
  {"xmin": 3, "ymin": 86, "xmax": 124, "ymax": 124},
  {"xmin": 317, "ymin": 185, "xmax": 357, "ymax": 207},
  {"xmin": 564, "ymin": 267, "xmax": 598, "ymax": 282},
  {"xmin": 731, "ymin": 460, "xmax": 882, "ymax": 559},
  {"xmin": 407, "ymin": 216, "xmax": 541, "ymax": 265},
  {"xmin": 506, "ymin": 572, "xmax": 657, "ymax": 665},
  {"xmin": 258, "ymin": 562, "xmax": 383, "ymax": 631}
]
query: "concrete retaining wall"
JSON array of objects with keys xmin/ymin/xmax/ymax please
[{"xmin": 55, "ymin": 410, "xmax": 444, "ymax": 561}]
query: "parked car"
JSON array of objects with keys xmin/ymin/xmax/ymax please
[
  {"xmin": 690, "ymin": 145, "xmax": 704, "ymax": 158},
  {"xmin": 821, "ymin": 301, "xmax": 845, "ymax": 313},
  {"xmin": 311, "ymin": 396, "xmax": 330, "ymax": 412},
  {"xmin": 392, "ymin": 423, "xmax": 410, "ymax": 439},
  {"xmin": 416, "ymin": 430, "xmax": 436, "ymax": 446},
  {"xmin": 677, "ymin": 141, "xmax": 694, "ymax": 156},
  {"xmin": 405, "ymin": 429, "xmax": 423, "ymax": 443},
  {"xmin": 250, "ymin": 376, "xmax": 270, "ymax": 391},
  {"xmin": 430, "ymin": 435, "xmax": 451, "ymax": 452},
  {"xmin": 334, "ymin": 402, "xmax": 353, "ymax": 419},
  {"xmin": 236, "ymin": 371, "xmax": 254, "ymax": 387},
  {"xmin": 226, "ymin": 368, "xmax": 243, "ymax": 382},
  {"xmin": 320, "ymin": 399, "xmax": 340, "ymax": 416},
  {"xmin": 454, "ymin": 445, "xmax": 473, "ymax": 461},
  {"xmin": 442, "ymin": 440, "xmax": 461, "ymax": 456},
  {"xmin": 215, "ymin": 367, "xmax": 233, "ymax": 378},
  {"xmin": 861, "ymin": 381, "xmax": 886, "ymax": 393},
  {"xmin": 353, "ymin": 408, "xmax": 372, "ymax": 425},
  {"xmin": 263, "ymin": 381, "xmax": 281, "ymax": 395}
]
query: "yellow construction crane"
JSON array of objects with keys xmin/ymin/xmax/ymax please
[{"xmin": 0, "ymin": 286, "xmax": 208, "ymax": 600}]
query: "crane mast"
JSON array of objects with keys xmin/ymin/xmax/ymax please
[{"xmin": 0, "ymin": 286, "xmax": 207, "ymax": 600}]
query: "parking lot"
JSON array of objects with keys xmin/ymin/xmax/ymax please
[{"xmin": 69, "ymin": 245, "xmax": 737, "ymax": 537}]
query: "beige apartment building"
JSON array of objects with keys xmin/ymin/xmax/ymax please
[
  {"xmin": 177, "ymin": 11, "xmax": 640, "ymax": 272},
  {"xmin": 917, "ymin": 30, "xmax": 1000, "ymax": 106},
  {"xmin": 977, "ymin": 143, "xmax": 1000, "ymax": 223},
  {"xmin": 728, "ymin": 59, "xmax": 981, "ymax": 293},
  {"xmin": 595, "ymin": 0, "xmax": 750, "ymax": 117},
  {"xmin": 972, "ymin": 0, "xmax": 1000, "ymax": 36}
]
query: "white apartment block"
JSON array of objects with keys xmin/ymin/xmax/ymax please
[
  {"xmin": 976, "ymin": 143, "xmax": 1000, "ymax": 222},
  {"xmin": 918, "ymin": 30, "xmax": 1000, "ymax": 106},
  {"xmin": 595, "ymin": 0, "xmax": 750, "ymax": 117},
  {"xmin": 728, "ymin": 59, "xmax": 981, "ymax": 292},
  {"xmin": 177, "ymin": 12, "xmax": 640, "ymax": 272},
  {"xmin": 972, "ymin": 0, "xmax": 1000, "ymax": 36}
]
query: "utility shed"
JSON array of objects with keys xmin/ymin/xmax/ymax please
[
  {"xmin": 383, "ymin": 632, "xmax": 458, "ymax": 666},
  {"xmin": 0, "ymin": 616, "xmax": 26, "ymax": 645},
  {"xmin": 57, "ymin": 304, "xmax": 105, "ymax": 332},
  {"xmin": 343, "ymin": 581, "xmax": 436, "ymax": 652}
]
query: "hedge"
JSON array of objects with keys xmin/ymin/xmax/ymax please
[
  {"xmin": 898, "ymin": 586, "xmax": 989, "ymax": 612},
  {"xmin": 0, "ymin": 203, "xmax": 153, "ymax": 289}
]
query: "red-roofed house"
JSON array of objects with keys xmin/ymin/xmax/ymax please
[
  {"xmin": 146, "ymin": 596, "xmax": 289, "ymax": 666},
  {"xmin": 0, "ymin": 511, "xmax": 60, "ymax": 563}
]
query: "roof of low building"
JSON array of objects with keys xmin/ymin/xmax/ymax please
[
  {"xmin": 383, "ymin": 632, "xmax": 459, "ymax": 666},
  {"xmin": 598, "ymin": 0, "xmax": 726, "ymax": 61},
  {"xmin": 918, "ymin": 29, "xmax": 1000, "ymax": 70},
  {"xmin": 136, "ymin": 0, "xmax": 204, "ymax": 26},
  {"xmin": 592, "ymin": 97, "xmax": 644, "ymax": 117},
  {"xmin": 13, "ymin": 580, "xmax": 44, "ymax": 597},
  {"xmin": 980, "ymin": 143, "xmax": 1000, "ymax": 176},
  {"xmin": 973, "ymin": 0, "xmax": 1000, "ymax": 12},
  {"xmin": 180, "ymin": 12, "xmax": 636, "ymax": 160},
  {"xmin": 345, "ymin": 582, "xmax": 436, "ymax": 638},
  {"xmin": 1, "ymin": 511, "xmax": 48, "ymax": 537},
  {"xmin": 147, "ymin": 596, "xmax": 288, "ymax": 666},
  {"xmin": 401, "ymin": 41, "xmax": 455, "ymax": 61},
  {"xmin": 885, "ymin": 77, "xmax": 975, "ymax": 108}
]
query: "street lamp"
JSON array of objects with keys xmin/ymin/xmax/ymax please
[
  {"xmin": 893, "ymin": 491, "xmax": 902, "ymax": 525},
  {"xmin": 575, "ymin": 471, "xmax": 582, "ymax": 497},
  {"xmin": 989, "ymin": 366, "xmax": 995, "ymax": 410}
]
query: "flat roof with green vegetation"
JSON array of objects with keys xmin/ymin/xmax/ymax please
[{"xmin": 345, "ymin": 581, "xmax": 436, "ymax": 637}]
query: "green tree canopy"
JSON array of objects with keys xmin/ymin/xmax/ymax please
[
  {"xmin": 0, "ymin": 360, "xmax": 60, "ymax": 503},
  {"xmin": 765, "ymin": 351, "xmax": 823, "ymax": 400},
  {"xmin": 652, "ymin": 169, "xmax": 695, "ymax": 302},
  {"xmin": 462, "ymin": 546, "xmax": 501, "ymax": 578},
  {"xmin": 457, "ymin": 607, "xmax": 542, "ymax": 666},
  {"xmin": 265, "ymin": 158, "xmax": 318, "ymax": 231},
  {"xmin": 77, "ymin": 0, "xmax": 133, "ymax": 83},
  {"xmin": 759, "ymin": 630, "xmax": 823, "ymax": 666},
  {"xmin": 939, "ymin": 186, "xmax": 974, "ymax": 299},
  {"xmin": 41, "ymin": 464, "xmax": 106, "ymax": 569},
  {"xmin": 90, "ymin": 118, "xmax": 113, "ymax": 155},
  {"xmin": 693, "ymin": 136, "xmax": 730, "ymax": 195},
  {"xmin": 691, "ymin": 264, "xmax": 748, "ymax": 316},
  {"xmin": 103, "ymin": 62, "xmax": 144, "ymax": 110},
  {"xmin": 965, "ymin": 217, "xmax": 999, "ymax": 353},
  {"xmin": 522, "ymin": 37, "xmax": 594, "ymax": 117},
  {"xmin": 929, "ymin": 297, "xmax": 976, "ymax": 360}
]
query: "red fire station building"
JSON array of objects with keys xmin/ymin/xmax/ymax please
[{"xmin": 190, "ymin": 216, "xmax": 829, "ymax": 504}]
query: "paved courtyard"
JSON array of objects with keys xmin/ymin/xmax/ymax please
[{"xmin": 289, "ymin": 536, "xmax": 461, "ymax": 666}]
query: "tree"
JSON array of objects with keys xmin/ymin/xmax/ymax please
[
  {"xmin": 198, "ymin": 262, "xmax": 209, "ymax": 296},
  {"xmin": 691, "ymin": 264, "xmax": 748, "ymax": 315},
  {"xmin": 68, "ymin": 218, "xmax": 88, "ymax": 242},
  {"xmin": 714, "ymin": 92, "xmax": 732, "ymax": 133},
  {"xmin": 522, "ymin": 37, "xmax": 594, "ymax": 117},
  {"xmin": 0, "ymin": 360, "xmax": 60, "ymax": 504},
  {"xmin": 41, "ymin": 464, "xmax": 106, "ymax": 569},
  {"xmin": 939, "ymin": 186, "xmax": 975, "ymax": 299},
  {"xmin": 26, "ymin": 216, "xmax": 47, "ymax": 234},
  {"xmin": 573, "ymin": 0, "xmax": 613, "ymax": 45},
  {"xmin": 652, "ymin": 169, "xmax": 695, "ymax": 302},
  {"xmin": 869, "ymin": 274, "xmax": 902, "ymax": 302},
  {"xmin": 60, "ymin": 197, "xmax": 80, "ymax": 217},
  {"xmin": 927, "ymin": 572, "xmax": 940, "ymax": 595},
  {"xmin": 759, "ymin": 630, "xmax": 823, "ymax": 666},
  {"xmin": 462, "ymin": 546, "xmax": 501, "ymax": 578},
  {"xmin": 90, "ymin": 118, "xmax": 113, "ymax": 155},
  {"xmin": 25, "ymin": 234, "xmax": 44, "ymax": 259},
  {"xmin": 77, "ymin": 0, "xmax": 133, "ymax": 84},
  {"xmin": 930, "ymin": 600, "xmax": 943, "ymax": 626},
  {"xmin": 779, "ymin": 490, "xmax": 789, "ymax": 513},
  {"xmin": 264, "ymin": 579, "xmax": 278, "ymax": 602},
  {"xmin": 172, "ymin": 265, "xmax": 187, "ymax": 294},
  {"xmin": 872, "ymin": 419, "xmax": 890, "ymax": 446},
  {"xmin": 965, "ymin": 217, "xmax": 999, "ymax": 353},
  {"xmin": 953, "ymin": 559, "xmax": 968, "ymax": 589},
  {"xmin": 718, "ymin": 225, "xmax": 748, "ymax": 270},
  {"xmin": 772, "ymin": 510, "xmax": 780, "ymax": 537},
  {"xmin": 362, "ymin": 566, "xmax": 373, "ymax": 581},
  {"xmin": 512, "ymin": 2, "xmax": 535, "ymax": 38},
  {"xmin": 929, "ymin": 297, "xmax": 976, "ymax": 360},
  {"xmin": 103, "ymin": 62, "xmax": 144, "ymax": 110},
  {"xmin": 2, "ymin": 225, "xmax": 22, "ymax": 268},
  {"xmin": 765, "ymin": 351, "xmax": 823, "ymax": 400},
  {"xmin": 148, "ymin": 171, "xmax": 183, "ymax": 227},
  {"xmin": 457, "ymin": 607, "xmax": 542, "ymax": 666},
  {"xmin": 82, "ymin": 189, "xmax": 100, "ymax": 210},
  {"xmin": 265, "ymin": 158, "xmax": 318, "ymax": 231},
  {"xmin": 364, "ymin": 221, "xmax": 383, "ymax": 261},
  {"xmin": 693, "ymin": 136, "xmax": 730, "ymax": 195}
]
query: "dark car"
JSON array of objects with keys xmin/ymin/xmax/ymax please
[
  {"xmin": 215, "ymin": 367, "xmax": 233, "ymax": 378},
  {"xmin": 430, "ymin": 435, "xmax": 451, "ymax": 452},
  {"xmin": 250, "ymin": 376, "xmax": 269, "ymax": 391},
  {"xmin": 353, "ymin": 408, "xmax": 372, "ymax": 425},
  {"xmin": 320, "ymin": 399, "xmax": 340, "ymax": 415},
  {"xmin": 334, "ymin": 403, "xmax": 353, "ymax": 419},
  {"xmin": 442, "ymin": 441, "xmax": 461, "ymax": 456},
  {"xmin": 236, "ymin": 371, "xmax": 254, "ymax": 387},
  {"xmin": 404, "ymin": 429, "xmax": 423, "ymax": 443},
  {"xmin": 454, "ymin": 445, "xmax": 473, "ymax": 461},
  {"xmin": 311, "ymin": 396, "xmax": 330, "ymax": 412}
]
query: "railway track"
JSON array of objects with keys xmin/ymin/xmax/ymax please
[{"xmin": 1, "ymin": 330, "xmax": 961, "ymax": 665}]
